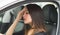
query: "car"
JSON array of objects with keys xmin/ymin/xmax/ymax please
[{"xmin": 0, "ymin": 0, "xmax": 60, "ymax": 35}]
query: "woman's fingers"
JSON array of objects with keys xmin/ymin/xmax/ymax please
[
  {"xmin": 16, "ymin": 7, "xmax": 27, "ymax": 21},
  {"xmin": 20, "ymin": 7, "xmax": 27, "ymax": 14},
  {"xmin": 16, "ymin": 9, "xmax": 25, "ymax": 21},
  {"xmin": 21, "ymin": 7, "xmax": 27, "ymax": 12}
]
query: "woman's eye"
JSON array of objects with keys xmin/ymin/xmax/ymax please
[
  {"xmin": 26, "ymin": 11, "xmax": 29, "ymax": 14},
  {"xmin": 25, "ymin": 11, "xmax": 29, "ymax": 14},
  {"xmin": 26, "ymin": 13, "xmax": 29, "ymax": 14}
]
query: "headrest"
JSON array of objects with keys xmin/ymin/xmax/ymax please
[{"xmin": 43, "ymin": 4, "xmax": 57, "ymax": 24}]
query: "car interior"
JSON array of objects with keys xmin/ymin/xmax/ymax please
[{"xmin": 0, "ymin": 2, "xmax": 58, "ymax": 35}]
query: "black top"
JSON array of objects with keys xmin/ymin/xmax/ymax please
[
  {"xmin": 4, "ymin": 30, "xmax": 47, "ymax": 35},
  {"xmin": 34, "ymin": 32, "xmax": 47, "ymax": 35},
  {"xmin": 13, "ymin": 30, "xmax": 47, "ymax": 35},
  {"xmin": 4, "ymin": 32, "xmax": 47, "ymax": 35}
]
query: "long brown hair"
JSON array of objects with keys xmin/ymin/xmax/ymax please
[{"xmin": 25, "ymin": 4, "xmax": 46, "ymax": 35}]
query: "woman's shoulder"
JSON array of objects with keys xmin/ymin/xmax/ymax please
[{"xmin": 34, "ymin": 32, "xmax": 47, "ymax": 35}]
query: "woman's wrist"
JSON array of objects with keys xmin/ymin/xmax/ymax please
[{"xmin": 15, "ymin": 18, "xmax": 20, "ymax": 22}]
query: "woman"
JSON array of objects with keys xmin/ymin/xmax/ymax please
[{"xmin": 0, "ymin": 4, "xmax": 47, "ymax": 35}]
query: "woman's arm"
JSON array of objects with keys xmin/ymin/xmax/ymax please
[
  {"xmin": 5, "ymin": 7, "xmax": 26, "ymax": 35},
  {"xmin": 0, "ymin": 17, "xmax": 20, "ymax": 35},
  {"xmin": 5, "ymin": 18, "xmax": 20, "ymax": 35}
]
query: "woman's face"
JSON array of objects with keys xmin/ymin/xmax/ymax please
[{"xmin": 23, "ymin": 7, "xmax": 32, "ymax": 24}]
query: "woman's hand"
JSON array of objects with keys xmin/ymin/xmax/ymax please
[{"xmin": 16, "ymin": 7, "xmax": 26, "ymax": 21}]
